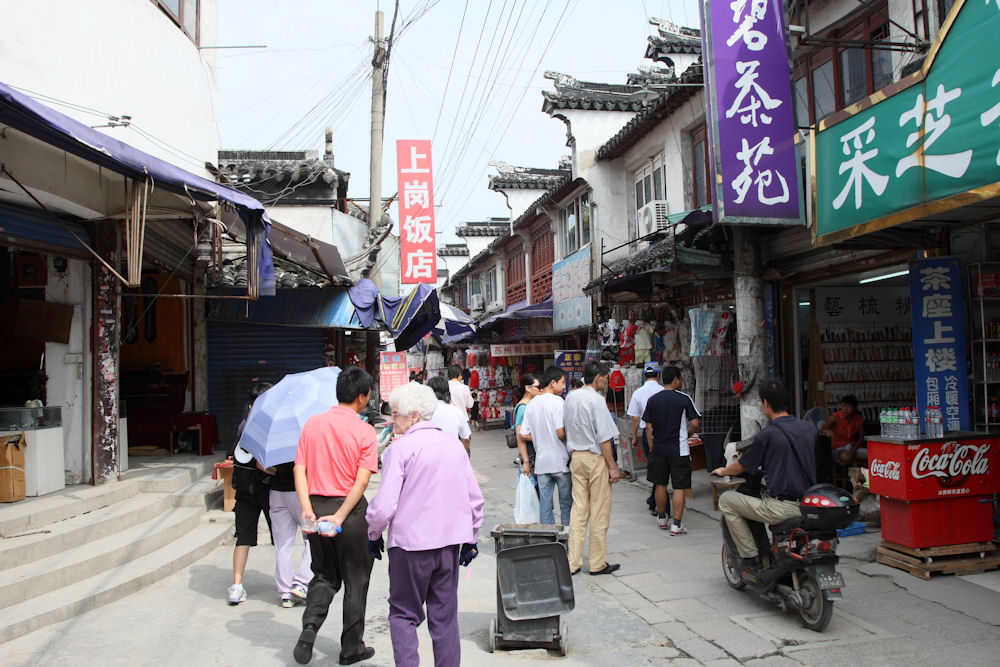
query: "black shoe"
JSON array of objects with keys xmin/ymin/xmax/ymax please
[
  {"xmin": 293, "ymin": 625, "xmax": 317, "ymax": 664},
  {"xmin": 571, "ymin": 568, "xmax": 580, "ymax": 576},
  {"xmin": 740, "ymin": 556, "xmax": 763, "ymax": 571},
  {"xmin": 339, "ymin": 647, "xmax": 375, "ymax": 665},
  {"xmin": 589, "ymin": 563, "xmax": 621, "ymax": 576}
]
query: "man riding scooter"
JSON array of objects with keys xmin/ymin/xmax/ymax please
[{"xmin": 711, "ymin": 379, "xmax": 816, "ymax": 571}]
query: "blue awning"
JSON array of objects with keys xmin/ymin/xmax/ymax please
[
  {"xmin": 208, "ymin": 288, "xmax": 363, "ymax": 328},
  {"xmin": 0, "ymin": 81, "xmax": 274, "ymax": 295},
  {"xmin": 480, "ymin": 296, "xmax": 554, "ymax": 327},
  {"xmin": 379, "ymin": 283, "xmax": 440, "ymax": 351}
]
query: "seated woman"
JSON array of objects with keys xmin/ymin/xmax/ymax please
[{"xmin": 820, "ymin": 395, "xmax": 867, "ymax": 465}]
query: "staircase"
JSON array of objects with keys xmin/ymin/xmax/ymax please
[{"xmin": 0, "ymin": 456, "xmax": 233, "ymax": 644}]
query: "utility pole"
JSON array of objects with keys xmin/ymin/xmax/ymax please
[
  {"xmin": 733, "ymin": 226, "xmax": 768, "ymax": 440},
  {"xmin": 368, "ymin": 9, "xmax": 386, "ymax": 289}
]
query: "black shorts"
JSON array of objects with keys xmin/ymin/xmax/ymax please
[
  {"xmin": 646, "ymin": 454, "xmax": 692, "ymax": 490},
  {"xmin": 233, "ymin": 489, "xmax": 270, "ymax": 547}
]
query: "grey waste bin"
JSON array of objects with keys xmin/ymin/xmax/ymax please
[{"xmin": 489, "ymin": 523, "xmax": 574, "ymax": 655}]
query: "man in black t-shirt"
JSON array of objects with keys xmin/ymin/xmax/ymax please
[
  {"xmin": 712, "ymin": 378, "xmax": 817, "ymax": 569},
  {"xmin": 643, "ymin": 367, "xmax": 701, "ymax": 535}
]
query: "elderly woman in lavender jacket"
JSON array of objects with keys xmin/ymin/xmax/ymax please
[{"xmin": 365, "ymin": 382, "xmax": 485, "ymax": 667}]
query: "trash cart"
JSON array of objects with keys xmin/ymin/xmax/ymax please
[{"xmin": 488, "ymin": 523, "xmax": 574, "ymax": 655}]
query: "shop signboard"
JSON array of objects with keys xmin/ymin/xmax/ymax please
[
  {"xmin": 814, "ymin": 287, "xmax": 911, "ymax": 326},
  {"xmin": 699, "ymin": 0, "xmax": 804, "ymax": 224},
  {"xmin": 379, "ymin": 351, "xmax": 408, "ymax": 400},
  {"xmin": 552, "ymin": 246, "xmax": 592, "ymax": 332},
  {"xmin": 396, "ymin": 140, "xmax": 437, "ymax": 284},
  {"xmin": 554, "ymin": 350, "xmax": 586, "ymax": 394},
  {"xmin": 490, "ymin": 342, "xmax": 558, "ymax": 357},
  {"xmin": 813, "ymin": 0, "xmax": 1000, "ymax": 243},
  {"xmin": 909, "ymin": 257, "xmax": 970, "ymax": 432}
]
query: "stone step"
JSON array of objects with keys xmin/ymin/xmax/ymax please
[
  {"xmin": 0, "ymin": 481, "xmax": 141, "ymax": 538},
  {"xmin": 0, "ymin": 512, "xmax": 233, "ymax": 645},
  {"xmin": 0, "ymin": 506, "xmax": 204, "ymax": 610},
  {"xmin": 172, "ymin": 477, "xmax": 224, "ymax": 508},
  {"xmin": 0, "ymin": 492, "xmax": 173, "ymax": 572}
]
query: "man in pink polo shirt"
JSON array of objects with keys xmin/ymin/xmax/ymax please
[
  {"xmin": 292, "ymin": 367, "xmax": 378, "ymax": 666},
  {"xmin": 366, "ymin": 382, "xmax": 484, "ymax": 667}
]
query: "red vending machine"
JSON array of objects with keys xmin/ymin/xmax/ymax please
[{"xmin": 867, "ymin": 435, "xmax": 999, "ymax": 548}]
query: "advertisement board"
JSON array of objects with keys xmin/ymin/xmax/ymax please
[
  {"xmin": 552, "ymin": 247, "xmax": 592, "ymax": 332},
  {"xmin": 396, "ymin": 140, "xmax": 437, "ymax": 283},
  {"xmin": 379, "ymin": 351, "xmax": 408, "ymax": 400}
]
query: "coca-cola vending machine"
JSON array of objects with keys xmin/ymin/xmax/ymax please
[{"xmin": 868, "ymin": 436, "xmax": 999, "ymax": 548}]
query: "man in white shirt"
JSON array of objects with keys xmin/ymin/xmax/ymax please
[
  {"xmin": 448, "ymin": 365, "xmax": 473, "ymax": 417},
  {"xmin": 627, "ymin": 362, "xmax": 665, "ymax": 515},
  {"xmin": 518, "ymin": 366, "xmax": 570, "ymax": 525},
  {"xmin": 428, "ymin": 376, "xmax": 471, "ymax": 452},
  {"xmin": 564, "ymin": 361, "xmax": 621, "ymax": 576}
]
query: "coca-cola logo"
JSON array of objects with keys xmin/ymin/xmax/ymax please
[
  {"xmin": 911, "ymin": 443, "xmax": 991, "ymax": 487},
  {"xmin": 869, "ymin": 458, "xmax": 901, "ymax": 481}
]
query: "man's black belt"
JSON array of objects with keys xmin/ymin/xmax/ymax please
[{"xmin": 772, "ymin": 495, "xmax": 800, "ymax": 502}]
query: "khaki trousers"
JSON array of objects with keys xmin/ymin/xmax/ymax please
[
  {"xmin": 568, "ymin": 451, "xmax": 613, "ymax": 572},
  {"xmin": 718, "ymin": 491, "xmax": 801, "ymax": 558}
]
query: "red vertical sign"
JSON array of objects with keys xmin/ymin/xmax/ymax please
[{"xmin": 396, "ymin": 140, "xmax": 437, "ymax": 284}]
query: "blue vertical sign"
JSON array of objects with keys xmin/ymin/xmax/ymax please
[{"xmin": 909, "ymin": 257, "xmax": 970, "ymax": 433}]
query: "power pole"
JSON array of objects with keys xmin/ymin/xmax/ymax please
[
  {"xmin": 368, "ymin": 10, "xmax": 386, "ymax": 289},
  {"xmin": 733, "ymin": 226, "xmax": 768, "ymax": 440}
]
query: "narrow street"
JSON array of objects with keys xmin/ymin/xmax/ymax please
[{"xmin": 4, "ymin": 428, "xmax": 999, "ymax": 666}]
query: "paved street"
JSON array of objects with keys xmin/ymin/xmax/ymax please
[{"xmin": 5, "ymin": 428, "xmax": 1000, "ymax": 666}]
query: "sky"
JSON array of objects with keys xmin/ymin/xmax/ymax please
[{"xmin": 216, "ymin": 0, "xmax": 703, "ymax": 242}]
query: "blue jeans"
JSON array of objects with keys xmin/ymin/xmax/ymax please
[{"xmin": 537, "ymin": 472, "xmax": 573, "ymax": 526}]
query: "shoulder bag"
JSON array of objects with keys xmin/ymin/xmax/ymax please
[{"xmin": 505, "ymin": 403, "xmax": 526, "ymax": 449}]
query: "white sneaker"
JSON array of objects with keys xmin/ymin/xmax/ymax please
[
  {"xmin": 281, "ymin": 594, "xmax": 296, "ymax": 608},
  {"xmin": 657, "ymin": 514, "xmax": 669, "ymax": 529},
  {"xmin": 290, "ymin": 583, "xmax": 308, "ymax": 600},
  {"xmin": 669, "ymin": 522, "xmax": 687, "ymax": 536},
  {"xmin": 228, "ymin": 584, "xmax": 247, "ymax": 605}
]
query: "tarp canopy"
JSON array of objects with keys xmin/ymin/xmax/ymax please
[
  {"xmin": 378, "ymin": 283, "xmax": 440, "ymax": 352},
  {"xmin": 0, "ymin": 80, "xmax": 274, "ymax": 294},
  {"xmin": 432, "ymin": 303, "xmax": 477, "ymax": 339},
  {"xmin": 480, "ymin": 296, "xmax": 554, "ymax": 327}
]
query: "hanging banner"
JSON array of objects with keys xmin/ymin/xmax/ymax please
[
  {"xmin": 396, "ymin": 140, "xmax": 437, "ymax": 284},
  {"xmin": 552, "ymin": 246, "xmax": 592, "ymax": 332},
  {"xmin": 490, "ymin": 342, "xmax": 558, "ymax": 357},
  {"xmin": 699, "ymin": 0, "xmax": 803, "ymax": 224},
  {"xmin": 813, "ymin": 0, "xmax": 1000, "ymax": 243},
  {"xmin": 379, "ymin": 351, "xmax": 409, "ymax": 400},
  {"xmin": 909, "ymin": 257, "xmax": 970, "ymax": 432}
]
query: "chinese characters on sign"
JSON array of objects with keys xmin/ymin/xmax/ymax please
[
  {"xmin": 814, "ymin": 287, "xmax": 911, "ymax": 326},
  {"xmin": 909, "ymin": 258, "xmax": 970, "ymax": 432},
  {"xmin": 555, "ymin": 350, "xmax": 586, "ymax": 396},
  {"xmin": 379, "ymin": 351, "xmax": 409, "ymax": 400},
  {"xmin": 396, "ymin": 140, "xmax": 437, "ymax": 284},
  {"xmin": 814, "ymin": 0, "xmax": 1000, "ymax": 241},
  {"xmin": 489, "ymin": 342, "xmax": 558, "ymax": 357},
  {"xmin": 552, "ymin": 247, "xmax": 592, "ymax": 332},
  {"xmin": 700, "ymin": 0, "xmax": 802, "ymax": 222}
]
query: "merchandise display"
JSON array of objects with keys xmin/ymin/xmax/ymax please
[{"xmin": 820, "ymin": 325, "xmax": 915, "ymax": 422}]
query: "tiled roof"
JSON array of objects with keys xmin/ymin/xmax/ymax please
[
  {"xmin": 437, "ymin": 244, "xmax": 469, "ymax": 257},
  {"xmin": 217, "ymin": 151, "xmax": 349, "ymax": 187},
  {"xmin": 583, "ymin": 238, "xmax": 676, "ymax": 294},
  {"xmin": 510, "ymin": 177, "xmax": 587, "ymax": 231},
  {"xmin": 448, "ymin": 230, "xmax": 511, "ymax": 285},
  {"xmin": 595, "ymin": 61, "xmax": 704, "ymax": 161},
  {"xmin": 645, "ymin": 20, "xmax": 702, "ymax": 62},
  {"xmin": 488, "ymin": 164, "xmax": 571, "ymax": 190},
  {"xmin": 541, "ymin": 71, "xmax": 655, "ymax": 113}
]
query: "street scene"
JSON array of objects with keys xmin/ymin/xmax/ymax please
[{"xmin": 2, "ymin": 0, "xmax": 1000, "ymax": 665}]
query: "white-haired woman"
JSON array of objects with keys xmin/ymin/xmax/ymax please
[{"xmin": 365, "ymin": 382, "xmax": 484, "ymax": 667}]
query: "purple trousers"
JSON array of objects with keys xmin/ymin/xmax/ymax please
[
  {"xmin": 388, "ymin": 545, "xmax": 461, "ymax": 667},
  {"xmin": 268, "ymin": 490, "xmax": 313, "ymax": 594}
]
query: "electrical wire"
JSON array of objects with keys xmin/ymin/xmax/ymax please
[{"xmin": 432, "ymin": 0, "xmax": 469, "ymax": 143}]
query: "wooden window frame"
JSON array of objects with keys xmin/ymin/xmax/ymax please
[{"xmin": 691, "ymin": 125, "xmax": 711, "ymax": 209}]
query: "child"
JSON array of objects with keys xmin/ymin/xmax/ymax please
[{"xmin": 470, "ymin": 391, "xmax": 480, "ymax": 432}]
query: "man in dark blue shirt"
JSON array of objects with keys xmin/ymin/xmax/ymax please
[
  {"xmin": 643, "ymin": 367, "xmax": 700, "ymax": 535},
  {"xmin": 711, "ymin": 378, "xmax": 816, "ymax": 569}
]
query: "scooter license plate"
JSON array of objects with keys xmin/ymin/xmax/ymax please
[{"xmin": 813, "ymin": 566, "xmax": 844, "ymax": 590}]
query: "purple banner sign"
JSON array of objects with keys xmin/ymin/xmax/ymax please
[{"xmin": 701, "ymin": 0, "xmax": 802, "ymax": 223}]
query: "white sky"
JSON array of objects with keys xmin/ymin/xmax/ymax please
[{"xmin": 217, "ymin": 0, "xmax": 703, "ymax": 242}]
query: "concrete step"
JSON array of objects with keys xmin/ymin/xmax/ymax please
[
  {"xmin": 0, "ymin": 480, "xmax": 142, "ymax": 538},
  {"xmin": 172, "ymin": 477, "xmax": 224, "ymax": 508},
  {"xmin": 123, "ymin": 457, "xmax": 219, "ymax": 494},
  {"xmin": 0, "ymin": 512, "xmax": 233, "ymax": 645},
  {"xmin": 0, "ymin": 506, "xmax": 204, "ymax": 610},
  {"xmin": 0, "ymin": 493, "xmax": 173, "ymax": 572}
]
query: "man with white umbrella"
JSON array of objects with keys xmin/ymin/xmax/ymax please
[{"xmin": 292, "ymin": 366, "xmax": 378, "ymax": 665}]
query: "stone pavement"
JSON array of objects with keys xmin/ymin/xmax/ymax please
[{"xmin": 4, "ymin": 427, "xmax": 1000, "ymax": 666}]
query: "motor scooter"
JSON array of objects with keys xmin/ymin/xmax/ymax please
[{"xmin": 716, "ymin": 479, "xmax": 858, "ymax": 632}]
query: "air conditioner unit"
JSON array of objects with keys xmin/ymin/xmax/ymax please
[
  {"xmin": 470, "ymin": 294, "xmax": 485, "ymax": 310},
  {"xmin": 636, "ymin": 200, "xmax": 670, "ymax": 238}
]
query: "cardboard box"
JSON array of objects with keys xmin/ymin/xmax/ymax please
[
  {"xmin": 218, "ymin": 465, "xmax": 235, "ymax": 512},
  {"xmin": 1, "ymin": 434, "xmax": 26, "ymax": 503}
]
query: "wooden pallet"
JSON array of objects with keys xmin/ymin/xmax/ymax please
[{"xmin": 877, "ymin": 540, "xmax": 1000, "ymax": 580}]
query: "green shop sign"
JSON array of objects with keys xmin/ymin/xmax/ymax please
[{"xmin": 812, "ymin": 0, "xmax": 1000, "ymax": 243}]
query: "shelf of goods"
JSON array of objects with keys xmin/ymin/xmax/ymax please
[
  {"xmin": 968, "ymin": 262, "xmax": 1000, "ymax": 430},
  {"xmin": 820, "ymin": 326, "xmax": 914, "ymax": 416}
]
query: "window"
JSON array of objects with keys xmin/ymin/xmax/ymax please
[
  {"xmin": 154, "ymin": 0, "xmax": 199, "ymax": 43},
  {"xmin": 505, "ymin": 243, "xmax": 526, "ymax": 304},
  {"xmin": 633, "ymin": 155, "xmax": 665, "ymax": 211},
  {"xmin": 560, "ymin": 192, "xmax": 591, "ymax": 258},
  {"xmin": 795, "ymin": 5, "xmax": 892, "ymax": 125},
  {"xmin": 691, "ymin": 126, "xmax": 710, "ymax": 208},
  {"xmin": 938, "ymin": 0, "xmax": 957, "ymax": 27},
  {"xmin": 484, "ymin": 267, "xmax": 497, "ymax": 305},
  {"xmin": 471, "ymin": 275, "xmax": 481, "ymax": 297}
]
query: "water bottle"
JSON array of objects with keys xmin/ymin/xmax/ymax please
[
  {"xmin": 901, "ymin": 407, "xmax": 911, "ymax": 439},
  {"xmin": 911, "ymin": 408, "xmax": 920, "ymax": 438},
  {"xmin": 301, "ymin": 519, "xmax": 342, "ymax": 537},
  {"xmin": 888, "ymin": 408, "xmax": 898, "ymax": 438},
  {"xmin": 879, "ymin": 408, "xmax": 888, "ymax": 436}
]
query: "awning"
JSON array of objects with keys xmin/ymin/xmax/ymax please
[
  {"xmin": 378, "ymin": 283, "xmax": 441, "ymax": 351},
  {"xmin": 432, "ymin": 303, "xmax": 478, "ymax": 340},
  {"xmin": 0, "ymin": 203, "xmax": 91, "ymax": 257},
  {"xmin": 480, "ymin": 296, "xmax": 554, "ymax": 327},
  {"xmin": 266, "ymin": 219, "xmax": 350, "ymax": 285},
  {"xmin": 207, "ymin": 288, "xmax": 363, "ymax": 328},
  {"xmin": 0, "ymin": 81, "xmax": 274, "ymax": 295}
]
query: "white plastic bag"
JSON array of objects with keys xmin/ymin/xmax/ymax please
[{"xmin": 514, "ymin": 472, "xmax": 540, "ymax": 524}]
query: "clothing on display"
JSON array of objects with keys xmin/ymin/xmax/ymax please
[{"xmin": 634, "ymin": 320, "xmax": 653, "ymax": 364}]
